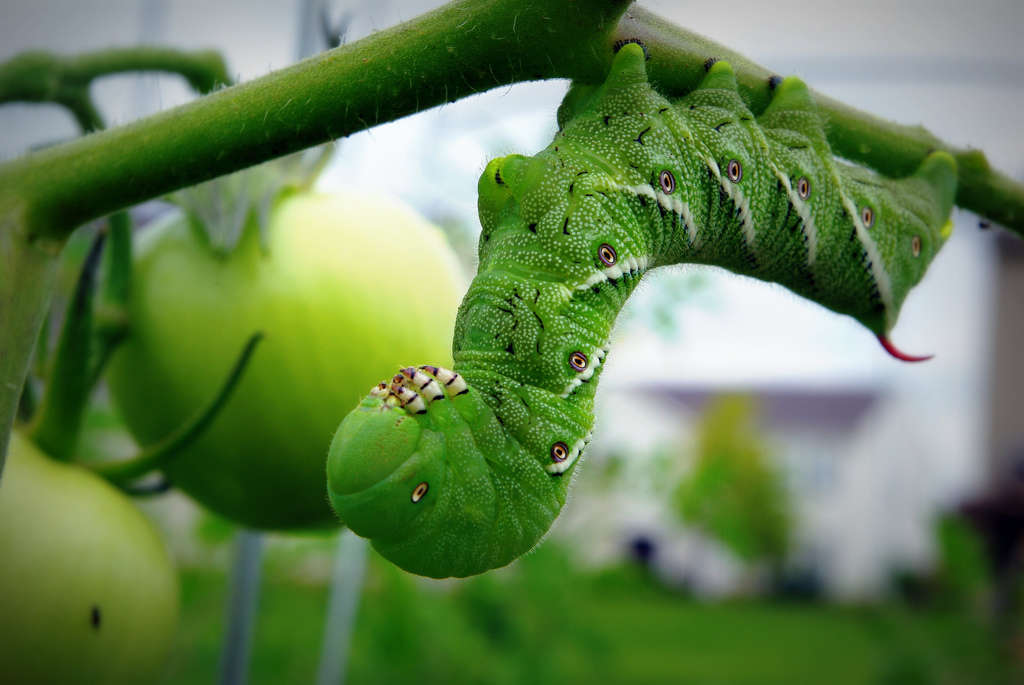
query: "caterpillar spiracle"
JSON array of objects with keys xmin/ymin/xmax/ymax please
[{"xmin": 327, "ymin": 43, "xmax": 957, "ymax": 578}]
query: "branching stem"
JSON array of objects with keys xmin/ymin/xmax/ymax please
[{"xmin": 0, "ymin": 47, "xmax": 229, "ymax": 130}]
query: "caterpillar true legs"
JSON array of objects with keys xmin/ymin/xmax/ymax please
[{"xmin": 327, "ymin": 43, "xmax": 957, "ymax": 578}]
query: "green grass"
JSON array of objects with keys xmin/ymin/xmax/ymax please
[{"xmin": 159, "ymin": 546, "xmax": 1017, "ymax": 685}]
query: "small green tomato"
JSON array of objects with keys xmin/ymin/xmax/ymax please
[
  {"xmin": 0, "ymin": 432, "xmax": 179, "ymax": 684},
  {"xmin": 106, "ymin": 191, "xmax": 465, "ymax": 528}
]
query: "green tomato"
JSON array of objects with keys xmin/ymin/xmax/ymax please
[
  {"xmin": 0, "ymin": 431, "xmax": 179, "ymax": 684},
  {"xmin": 107, "ymin": 191, "xmax": 465, "ymax": 529}
]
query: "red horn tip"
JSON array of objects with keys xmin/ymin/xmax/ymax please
[{"xmin": 876, "ymin": 335, "xmax": 934, "ymax": 363}]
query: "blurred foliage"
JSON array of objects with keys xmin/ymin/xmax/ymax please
[
  {"xmin": 887, "ymin": 513, "xmax": 994, "ymax": 616},
  {"xmin": 431, "ymin": 211, "xmax": 479, "ymax": 277},
  {"xmin": 673, "ymin": 395, "xmax": 791, "ymax": 565},
  {"xmin": 194, "ymin": 510, "xmax": 237, "ymax": 547},
  {"xmin": 159, "ymin": 540, "xmax": 1019, "ymax": 684},
  {"xmin": 934, "ymin": 514, "xmax": 992, "ymax": 610}
]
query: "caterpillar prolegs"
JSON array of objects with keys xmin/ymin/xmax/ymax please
[{"xmin": 327, "ymin": 43, "xmax": 957, "ymax": 578}]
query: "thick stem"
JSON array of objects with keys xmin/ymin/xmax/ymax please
[
  {"xmin": 0, "ymin": 0, "xmax": 632, "ymax": 242},
  {"xmin": 2, "ymin": 2, "xmax": 1019, "ymax": 245},
  {"xmin": 26, "ymin": 231, "xmax": 105, "ymax": 461},
  {"xmin": 0, "ymin": 206, "xmax": 61, "ymax": 479},
  {"xmin": 0, "ymin": 48, "xmax": 230, "ymax": 119}
]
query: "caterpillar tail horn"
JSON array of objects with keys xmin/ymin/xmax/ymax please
[{"xmin": 877, "ymin": 335, "xmax": 934, "ymax": 363}]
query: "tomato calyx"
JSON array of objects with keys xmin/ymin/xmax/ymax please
[{"xmin": 169, "ymin": 146, "xmax": 335, "ymax": 255}]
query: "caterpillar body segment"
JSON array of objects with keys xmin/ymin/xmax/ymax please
[{"xmin": 327, "ymin": 43, "xmax": 957, "ymax": 578}]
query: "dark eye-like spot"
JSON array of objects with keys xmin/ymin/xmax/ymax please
[
  {"xmin": 569, "ymin": 351, "xmax": 588, "ymax": 372},
  {"xmin": 550, "ymin": 442, "xmax": 569, "ymax": 463},
  {"xmin": 911, "ymin": 235, "xmax": 921, "ymax": 257},
  {"xmin": 494, "ymin": 168, "xmax": 504, "ymax": 186},
  {"xmin": 659, "ymin": 170, "xmax": 676, "ymax": 194},
  {"xmin": 598, "ymin": 243, "xmax": 617, "ymax": 266},
  {"xmin": 411, "ymin": 482, "xmax": 429, "ymax": 503},
  {"xmin": 797, "ymin": 177, "xmax": 811, "ymax": 200},
  {"xmin": 727, "ymin": 159, "xmax": 742, "ymax": 183},
  {"xmin": 861, "ymin": 206, "xmax": 875, "ymax": 228},
  {"xmin": 90, "ymin": 606, "xmax": 101, "ymax": 630}
]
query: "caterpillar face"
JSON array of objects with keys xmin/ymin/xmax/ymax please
[{"xmin": 328, "ymin": 42, "xmax": 957, "ymax": 578}]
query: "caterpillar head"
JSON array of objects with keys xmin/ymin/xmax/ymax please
[
  {"xmin": 327, "ymin": 367, "xmax": 562, "ymax": 578},
  {"xmin": 327, "ymin": 392, "xmax": 445, "ymax": 542}
]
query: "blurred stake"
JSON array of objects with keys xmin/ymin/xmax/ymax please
[
  {"xmin": 316, "ymin": 530, "xmax": 369, "ymax": 685},
  {"xmin": 219, "ymin": 530, "xmax": 264, "ymax": 685}
]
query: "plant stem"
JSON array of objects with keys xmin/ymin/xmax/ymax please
[
  {"xmin": 0, "ymin": 47, "xmax": 230, "ymax": 130},
  {"xmin": 94, "ymin": 332, "xmax": 262, "ymax": 484},
  {"xmin": 0, "ymin": 0, "xmax": 632, "ymax": 243},
  {"xmin": 0, "ymin": 208, "xmax": 60, "ymax": 478},
  {"xmin": 26, "ymin": 231, "xmax": 105, "ymax": 461},
  {"xmin": 2, "ymin": 3, "xmax": 1018, "ymax": 243},
  {"xmin": 89, "ymin": 210, "xmax": 132, "ymax": 388}
]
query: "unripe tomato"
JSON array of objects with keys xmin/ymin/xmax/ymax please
[
  {"xmin": 0, "ymin": 432, "xmax": 179, "ymax": 684},
  {"xmin": 106, "ymin": 191, "xmax": 465, "ymax": 528}
]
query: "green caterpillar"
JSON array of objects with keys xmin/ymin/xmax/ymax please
[{"xmin": 326, "ymin": 43, "xmax": 957, "ymax": 578}]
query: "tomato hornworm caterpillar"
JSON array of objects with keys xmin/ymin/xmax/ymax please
[{"xmin": 327, "ymin": 43, "xmax": 957, "ymax": 578}]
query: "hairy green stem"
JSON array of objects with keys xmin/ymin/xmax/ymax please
[
  {"xmin": 0, "ymin": 47, "xmax": 230, "ymax": 130},
  {"xmin": 0, "ymin": 209, "xmax": 60, "ymax": 478},
  {"xmin": 1, "ymin": 0, "xmax": 1022, "ymax": 471},
  {"xmin": 0, "ymin": 0, "xmax": 631, "ymax": 241},
  {"xmin": 94, "ymin": 333, "xmax": 262, "ymax": 484},
  {"xmin": 26, "ymin": 231, "xmax": 105, "ymax": 460},
  {"xmin": 89, "ymin": 210, "xmax": 133, "ymax": 388}
]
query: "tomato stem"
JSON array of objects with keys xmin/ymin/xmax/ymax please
[
  {"xmin": 95, "ymin": 332, "xmax": 264, "ymax": 486},
  {"xmin": 0, "ymin": 48, "xmax": 230, "ymax": 132},
  {"xmin": 90, "ymin": 210, "xmax": 133, "ymax": 386},
  {"xmin": 26, "ymin": 232, "xmax": 106, "ymax": 461}
]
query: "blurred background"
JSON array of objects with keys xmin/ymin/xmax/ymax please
[{"xmin": 2, "ymin": 0, "xmax": 1022, "ymax": 682}]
